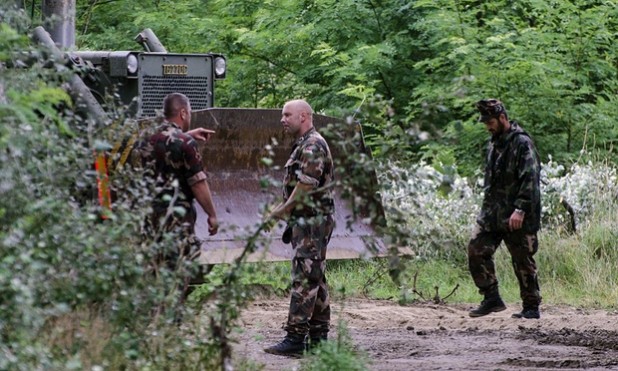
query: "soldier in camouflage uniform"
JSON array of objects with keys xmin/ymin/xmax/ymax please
[
  {"xmin": 468, "ymin": 99, "xmax": 542, "ymax": 319},
  {"xmin": 137, "ymin": 92, "xmax": 218, "ymax": 311},
  {"xmin": 264, "ymin": 99, "xmax": 335, "ymax": 357}
]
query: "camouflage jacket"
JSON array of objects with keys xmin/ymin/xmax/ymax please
[
  {"xmin": 283, "ymin": 127, "xmax": 335, "ymax": 218},
  {"xmin": 478, "ymin": 121, "xmax": 541, "ymax": 233},
  {"xmin": 137, "ymin": 121, "xmax": 206, "ymax": 217}
]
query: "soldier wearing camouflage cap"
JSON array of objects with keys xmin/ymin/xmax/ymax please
[{"xmin": 467, "ymin": 99, "xmax": 542, "ymax": 320}]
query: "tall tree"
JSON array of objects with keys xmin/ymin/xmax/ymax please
[{"xmin": 74, "ymin": 0, "xmax": 618, "ymax": 166}]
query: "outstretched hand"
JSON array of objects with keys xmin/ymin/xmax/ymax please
[{"xmin": 187, "ymin": 128, "xmax": 215, "ymax": 142}]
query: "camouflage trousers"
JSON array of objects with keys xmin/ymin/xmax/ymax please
[
  {"xmin": 284, "ymin": 214, "xmax": 334, "ymax": 338},
  {"xmin": 149, "ymin": 204, "xmax": 206, "ymax": 306},
  {"xmin": 467, "ymin": 224, "xmax": 541, "ymax": 308}
]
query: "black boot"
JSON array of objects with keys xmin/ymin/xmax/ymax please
[
  {"xmin": 512, "ymin": 307, "xmax": 540, "ymax": 319},
  {"xmin": 264, "ymin": 333, "xmax": 307, "ymax": 357},
  {"xmin": 469, "ymin": 296, "xmax": 506, "ymax": 317},
  {"xmin": 307, "ymin": 334, "xmax": 328, "ymax": 351}
]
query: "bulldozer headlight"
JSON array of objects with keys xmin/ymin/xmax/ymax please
[
  {"xmin": 127, "ymin": 54, "xmax": 139, "ymax": 75},
  {"xmin": 214, "ymin": 56, "xmax": 226, "ymax": 79}
]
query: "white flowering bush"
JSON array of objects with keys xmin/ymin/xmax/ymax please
[
  {"xmin": 378, "ymin": 161, "xmax": 481, "ymax": 260},
  {"xmin": 541, "ymin": 157, "xmax": 618, "ymax": 230},
  {"xmin": 379, "ymin": 159, "xmax": 618, "ymax": 258}
]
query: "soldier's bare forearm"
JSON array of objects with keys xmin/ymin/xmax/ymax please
[
  {"xmin": 271, "ymin": 182, "xmax": 314, "ymax": 220},
  {"xmin": 191, "ymin": 180, "xmax": 217, "ymax": 218}
]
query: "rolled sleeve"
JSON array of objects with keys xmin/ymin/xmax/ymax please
[
  {"xmin": 182, "ymin": 137, "xmax": 206, "ymax": 186},
  {"xmin": 299, "ymin": 144, "xmax": 325, "ymax": 188},
  {"xmin": 297, "ymin": 173, "xmax": 320, "ymax": 187},
  {"xmin": 187, "ymin": 170, "xmax": 207, "ymax": 186}
]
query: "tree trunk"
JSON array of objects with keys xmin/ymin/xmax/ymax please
[{"xmin": 0, "ymin": 65, "xmax": 6, "ymax": 104}]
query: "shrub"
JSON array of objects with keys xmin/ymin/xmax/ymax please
[
  {"xmin": 540, "ymin": 156, "xmax": 618, "ymax": 230},
  {"xmin": 378, "ymin": 160, "xmax": 481, "ymax": 260}
]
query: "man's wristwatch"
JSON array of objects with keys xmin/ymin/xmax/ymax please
[{"xmin": 514, "ymin": 209, "xmax": 525, "ymax": 216}]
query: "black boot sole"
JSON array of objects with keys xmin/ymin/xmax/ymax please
[
  {"xmin": 511, "ymin": 312, "xmax": 540, "ymax": 319},
  {"xmin": 469, "ymin": 304, "xmax": 507, "ymax": 318},
  {"xmin": 264, "ymin": 348, "xmax": 305, "ymax": 358}
]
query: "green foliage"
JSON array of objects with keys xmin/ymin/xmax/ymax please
[
  {"xmin": 521, "ymin": 205, "xmax": 618, "ymax": 308},
  {"xmin": 407, "ymin": 0, "xmax": 618, "ymax": 167},
  {"xmin": 327, "ymin": 259, "xmax": 397, "ymax": 300},
  {"xmin": 0, "ymin": 13, "xmax": 222, "ymax": 369},
  {"xmin": 422, "ymin": 121, "xmax": 487, "ymax": 177},
  {"xmin": 3, "ymin": 0, "xmax": 618, "ymax": 368},
  {"xmin": 73, "ymin": 0, "xmax": 617, "ymax": 168},
  {"xmin": 300, "ymin": 322, "xmax": 369, "ymax": 371}
]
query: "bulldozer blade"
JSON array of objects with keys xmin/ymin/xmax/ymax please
[{"xmin": 190, "ymin": 108, "xmax": 386, "ymax": 264}]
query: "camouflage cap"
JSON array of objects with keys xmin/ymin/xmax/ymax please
[{"xmin": 475, "ymin": 99, "xmax": 506, "ymax": 122}]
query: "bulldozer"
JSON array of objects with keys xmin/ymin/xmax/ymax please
[{"xmin": 30, "ymin": 0, "xmax": 387, "ymax": 263}]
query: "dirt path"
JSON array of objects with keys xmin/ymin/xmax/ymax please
[{"xmin": 232, "ymin": 298, "xmax": 618, "ymax": 370}]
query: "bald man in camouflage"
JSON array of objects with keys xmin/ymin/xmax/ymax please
[
  {"xmin": 468, "ymin": 99, "xmax": 542, "ymax": 320},
  {"xmin": 137, "ymin": 93, "xmax": 218, "ymax": 318},
  {"xmin": 264, "ymin": 99, "xmax": 335, "ymax": 357}
]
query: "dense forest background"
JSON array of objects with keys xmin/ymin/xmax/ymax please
[
  {"xmin": 66, "ymin": 0, "xmax": 617, "ymax": 171},
  {"xmin": 1, "ymin": 1, "xmax": 617, "ymax": 369}
]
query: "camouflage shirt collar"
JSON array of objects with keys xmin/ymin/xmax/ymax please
[
  {"xmin": 161, "ymin": 120, "xmax": 182, "ymax": 131},
  {"xmin": 294, "ymin": 126, "xmax": 317, "ymax": 146}
]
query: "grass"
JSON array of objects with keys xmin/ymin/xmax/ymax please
[
  {"xmin": 27, "ymin": 196, "xmax": 618, "ymax": 370},
  {"xmin": 25, "ymin": 221, "xmax": 616, "ymax": 371},
  {"xmin": 299, "ymin": 321, "xmax": 368, "ymax": 371},
  {"xmin": 40, "ymin": 309, "xmax": 112, "ymax": 370},
  {"xmin": 534, "ymin": 208, "xmax": 618, "ymax": 308},
  {"xmin": 228, "ymin": 202, "xmax": 618, "ymax": 311}
]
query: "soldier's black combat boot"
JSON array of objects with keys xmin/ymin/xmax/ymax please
[
  {"xmin": 469, "ymin": 295, "xmax": 507, "ymax": 317},
  {"xmin": 264, "ymin": 333, "xmax": 307, "ymax": 357},
  {"xmin": 512, "ymin": 307, "xmax": 540, "ymax": 319},
  {"xmin": 307, "ymin": 334, "xmax": 328, "ymax": 351}
]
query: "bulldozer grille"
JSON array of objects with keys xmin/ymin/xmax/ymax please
[
  {"xmin": 137, "ymin": 53, "xmax": 215, "ymax": 117},
  {"xmin": 140, "ymin": 75, "xmax": 211, "ymax": 117}
]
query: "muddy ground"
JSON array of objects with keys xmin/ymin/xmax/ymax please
[{"xmin": 231, "ymin": 298, "xmax": 618, "ymax": 370}]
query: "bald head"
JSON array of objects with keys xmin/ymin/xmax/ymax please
[
  {"xmin": 162, "ymin": 92, "xmax": 191, "ymax": 131},
  {"xmin": 281, "ymin": 99, "xmax": 314, "ymax": 138},
  {"xmin": 285, "ymin": 99, "xmax": 313, "ymax": 116}
]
